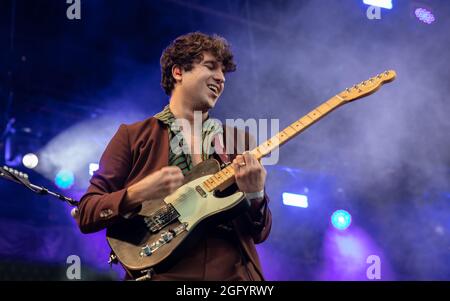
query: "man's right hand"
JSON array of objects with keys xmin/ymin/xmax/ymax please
[{"xmin": 122, "ymin": 166, "xmax": 184, "ymax": 212}]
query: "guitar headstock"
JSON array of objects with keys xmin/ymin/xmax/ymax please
[
  {"xmin": 0, "ymin": 165, "xmax": 30, "ymax": 185},
  {"xmin": 338, "ymin": 70, "xmax": 396, "ymax": 103}
]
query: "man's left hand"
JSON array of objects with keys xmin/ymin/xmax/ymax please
[{"xmin": 232, "ymin": 152, "xmax": 266, "ymax": 194}]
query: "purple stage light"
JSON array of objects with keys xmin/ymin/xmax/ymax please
[
  {"xmin": 415, "ymin": 8, "xmax": 435, "ymax": 24},
  {"xmin": 317, "ymin": 227, "xmax": 394, "ymax": 280}
]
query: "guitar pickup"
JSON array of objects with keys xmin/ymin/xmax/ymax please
[
  {"xmin": 144, "ymin": 203, "xmax": 180, "ymax": 233},
  {"xmin": 195, "ymin": 185, "xmax": 207, "ymax": 198}
]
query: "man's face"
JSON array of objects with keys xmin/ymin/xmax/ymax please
[{"xmin": 178, "ymin": 52, "xmax": 226, "ymax": 112}]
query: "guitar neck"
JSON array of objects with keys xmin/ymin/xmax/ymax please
[
  {"xmin": 202, "ymin": 94, "xmax": 347, "ymax": 192},
  {"xmin": 252, "ymin": 95, "xmax": 347, "ymax": 160}
]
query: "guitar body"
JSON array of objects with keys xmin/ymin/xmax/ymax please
[{"xmin": 106, "ymin": 159, "xmax": 248, "ymax": 279}]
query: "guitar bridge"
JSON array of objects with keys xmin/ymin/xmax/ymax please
[
  {"xmin": 140, "ymin": 222, "xmax": 188, "ymax": 257},
  {"xmin": 144, "ymin": 203, "xmax": 180, "ymax": 233}
]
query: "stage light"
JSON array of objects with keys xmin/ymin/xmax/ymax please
[
  {"xmin": 54, "ymin": 169, "xmax": 75, "ymax": 189},
  {"xmin": 331, "ymin": 210, "xmax": 352, "ymax": 230},
  {"xmin": 89, "ymin": 163, "xmax": 99, "ymax": 176},
  {"xmin": 22, "ymin": 153, "xmax": 39, "ymax": 169},
  {"xmin": 363, "ymin": 0, "xmax": 393, "ymax": 9},
  {"xmin": 415, "ymin": 8, "xmax": 435, "ymax": 24},
  {"xmin": 282, "ymin": 192, "xmax": 308, "ymax": 208}
]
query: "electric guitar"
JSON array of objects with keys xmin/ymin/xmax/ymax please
[{"xmin": 106, "ymin": 70, "xmax": 397, "ymax": 280}]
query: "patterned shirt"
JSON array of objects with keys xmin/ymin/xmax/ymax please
[{"xmin": 154, "ymin": 105, "xmax": 223, "ymax": 175}]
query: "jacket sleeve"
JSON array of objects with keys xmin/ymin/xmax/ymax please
[
  {"xmin": 245, "ymin": 190, "xmax": 272, "ymax": 244},
  {"xmin": 77, "ymin": 124, "xmax": 132, "ymax": 233},
  {"xmin": 227, "ymin": 126, "xmax": 272, "ymax": 244}
]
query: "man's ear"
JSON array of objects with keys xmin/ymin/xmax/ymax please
[{"xmin": 172, "ymin": 65, "xmax": 183, "ymax": 82}]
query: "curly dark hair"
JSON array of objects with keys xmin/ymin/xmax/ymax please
[{"xmin": 160, "ymin": 32, "xmax": 237, "ymax": 95}]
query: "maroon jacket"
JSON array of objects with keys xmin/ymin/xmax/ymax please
[{"xmin": 77, "ymin": 117, "xmax": 272, "ymax": 280}]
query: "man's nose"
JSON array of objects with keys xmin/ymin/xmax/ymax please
[{"xmin": 214, "ymin": 69, "xmax": 225, "ymax": 84}]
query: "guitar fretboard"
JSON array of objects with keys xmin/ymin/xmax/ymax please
[{"xmin": 202, "ymin": 95, "xmax": 346, "ymax": 192}]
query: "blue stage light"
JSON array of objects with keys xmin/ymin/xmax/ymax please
[
  {"xmin": 282, "ymin": 192, "xmax": 308, "ymax": 208},
  {"xmin": 363, "ymin": 0, "xmax": 393, "ymax": 9},
  {"xmin": 331, "ymin": 210, "xmax": 352, "ymax": 230},
  {"xmin": 55, "ymin": 169, "xmax": 75, "ymax": 189}
]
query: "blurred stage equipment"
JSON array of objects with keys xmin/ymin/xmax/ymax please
[{"xmin": 0, "ymin": 165, "xmax": 80, "ymax": 217}]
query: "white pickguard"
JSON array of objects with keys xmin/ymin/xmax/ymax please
[{"xmin": 163, "ymin": 175, "xmax": 244, "ymax": 231}]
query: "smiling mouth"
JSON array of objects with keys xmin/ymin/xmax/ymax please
[{"xmin": 207, "ymin": 84, "xmax": 220, "ymax": 96}]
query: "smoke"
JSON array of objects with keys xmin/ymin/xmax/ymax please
[{"xmin": 211, "ymin": 0, "xmax": 450, "ymax": 279}]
